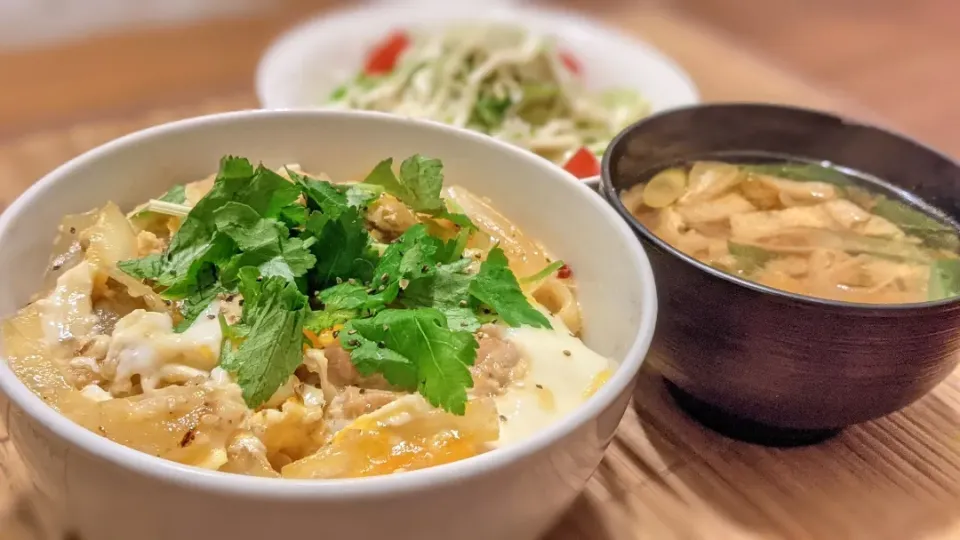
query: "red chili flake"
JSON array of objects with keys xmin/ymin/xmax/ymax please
[{"xmin": 557, "ymin": 264, "xmax": 572, "ymax": 279}]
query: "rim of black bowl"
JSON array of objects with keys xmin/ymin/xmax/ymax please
[{"xmin": 600, "ymin": 102, "xmax": 960, "ymax": 312}]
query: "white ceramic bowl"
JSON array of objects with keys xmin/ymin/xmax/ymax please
[
  {"xmin": 0, "ymin": 110, "xmax": 657, "ymax": 540},
  {"xmin": 255, "ymin": 3, "xmax": 699, "ymax": 113}
]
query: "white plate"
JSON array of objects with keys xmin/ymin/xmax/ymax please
[{"xmin": 255, "ymin": 2, "xmax": 700, "ymax": 115}]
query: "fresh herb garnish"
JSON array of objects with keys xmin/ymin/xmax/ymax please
[
  {"xmin": 130, "ymin": 184, "xmax": 188, "ymax": 218},
  {"xmin": 176, "ymin": 275, "xmax": 225, "ymax": 332},
  {"xmin": 363, "ymin": 155, "xmax": 445, "ymax": 213},
  {"xmin": 728, "ymin": 242, "xmax": 775, "ymax": 273},
  {"xmin": 929, "ymin": 259, "xmax": 960, "ymax": 301},
  {"xmin": 220, "ymin": 275, "xmax": 308, "ymax": 408},
  {"xmin": 469, "ymin": 247, "xmax": 551, "ymax": 329},
  {"xmin": 742, "ymin": 162, "xmax": 850, "ymax": 186},
  {"xmin": 305, "ymin": 283, "xmax": 385, "ymax": 333},
  {"xmin": 520, "ymin": 260, "xmax": 565, "ymax": 284},
  {"xmin": 158, "ymin": 184, "xmax": 187, "ymax": 204},
  {"xmin": 341, "ymin": 308, "xmax": 478, "ymax": 415},
  {"xmin": 119, "ymin": 153, "xmax": 549, "ymax": 415},
  {"xmin": 401, "ymin": 259, "xmax": 479, "ymax": 332},
  {"xmin": 870, "ymin": 196, "xmax": 960, "ymax": 251}
]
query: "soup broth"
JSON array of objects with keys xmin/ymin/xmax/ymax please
[{"xmin": 619, "ymin": 157, "xmax": 960, "ymax": 304}]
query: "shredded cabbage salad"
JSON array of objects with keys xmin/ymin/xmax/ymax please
[{"xmin": 327, "ymin": 25, "xmax": 651, "ymax": 176}]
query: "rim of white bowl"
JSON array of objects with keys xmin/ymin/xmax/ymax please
[
  {"xmin": 0, "ymin": 109, "xmax": 657, "ymax": 500},
  {"xmin": 254, "ymin": 2, "xmax": 699, "ymax": 110}
]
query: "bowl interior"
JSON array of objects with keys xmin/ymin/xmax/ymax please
[
  {"xmin": 255, "ymin": 4, "xmax": 699, "ymax": 112},
  {"xmin": 0, "ymin": 112, "xmax": 651, "ymax": 362},
  {"xmin": 604, "ymin": 103, "xmax": 960, "ymax": 221},
  {"xmin": 602, "ymin": 103, "xmax": 960, "ymax": 305}
]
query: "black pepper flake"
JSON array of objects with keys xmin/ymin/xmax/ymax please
[
  {"xmin": 98, "ymin": 425, "xmax": 106, "ymax": 434},
  {"xmin": 562, "ymin": 350, "xmax": 572, "ymax": 357},
  {"xmin": 163, "ymin": 299, "xmax": 172, "ymax": 306},
  {"xmin": 348, "ymin": 339, "xmax": 360, "ymax": 347},
  {"xmin": 206, "ymin": 314, "xmax": 216, "ymax": 320},
  {"xmin": 69, "ymin": 226, "xmax": 77, "ymax": 234},
  {"xmin": 381, "ymin": 273, "xmax": 390, "ymax": 283},
  {"xmin": 421, "ymin": 265, "xmax": 430, "ymax": 273},
  {"xmin": 535, "ymin": 384, "xmax": 544, "ymax": 389},
  {"xmin": 359, "ymin": 388, "xmax": 367, "ymax": 394},
  {"xmin": 499, "ymin": 415, "xmax": 508, "ymax": 422},
  {"xmin": 225, "ymin": 294, "xmax": 235, "ymax": 302},
  {"xmin": 51, "ymin": 263, "xmax": 62, "ymax": 271},
  {"xmin": 482, "ymin": 308, "xmax": 492, "ymax": 314},
  {"xmin": 332, "ymin": 330, "xmax": 340, "ymax": 338},
  {"xmin": 256, "ymin": 276, "xmax": 263, "ymax": 282},
  {"xmin": 377, "ymin": 342, "xmax": 386, "ymax": 349},
  {"xmin": 179, "ymin": 429, "xmax": 196, "ymax": 448},
  {"xmin": 239, "ymin": 299, "xmax": 245, "ymax": 307}
]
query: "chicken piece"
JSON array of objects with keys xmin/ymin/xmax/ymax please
[
  {"xmin": 367, "ymin": 194, "xmax": 418, "ymax": 241},
  {"xmin": 135, "ymin": 230, "xmax": 167, "ymax": 257},
  {"xmin": 470, "ymin": 325, "xmax": 527, "ymax": 397},
  {"xmin": 219, "ymin": 432, "xmax": 280, "ymax": 478},
  {"xmin": 321, "ymin": 343, "xmax": 392, "ymax": 390},
  {"xmin": 67, "ymin": 334, "xmax": 111, "ymax": 388},
  {"xmin": 325, "ymin": 386, "xmax": 404, "ymax": 434}
]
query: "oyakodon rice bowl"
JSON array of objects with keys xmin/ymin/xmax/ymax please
[{"xmin": 0, "ymin": 110, "xmax": 656, "ymax": 540}]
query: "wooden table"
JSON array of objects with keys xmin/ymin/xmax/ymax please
[{"xmin": 2, "ymin": 3, "xmax": 959, "ymax": 539}]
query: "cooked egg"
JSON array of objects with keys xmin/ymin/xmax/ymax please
[
  {"xmin": 282, "ymin": 394, "xmax": 499, "ymax": 479},
  {"xmin": 104, "ymin": 301, "xmax": 223, "ymax": 394},
  {"xmin": 494, "ymin": 315, "xmax": 615, "ymax": 447}
]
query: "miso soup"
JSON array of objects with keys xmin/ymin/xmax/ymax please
[{"xmin": 619, "ymin": 158, "xmax": 960, "ymax": 304}]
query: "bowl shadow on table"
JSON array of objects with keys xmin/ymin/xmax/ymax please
[
  {"xmin": 545, "ymin": 364, "xmax": 742, "ymax": 540},
  {"xmin": 626, "ymin": 362, "xmax": 960, "ymax": 539}
]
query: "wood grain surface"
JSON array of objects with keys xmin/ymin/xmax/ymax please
[{"xmin": 1, "ymin": 5, "xmax": 959, "ymax": 540}]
